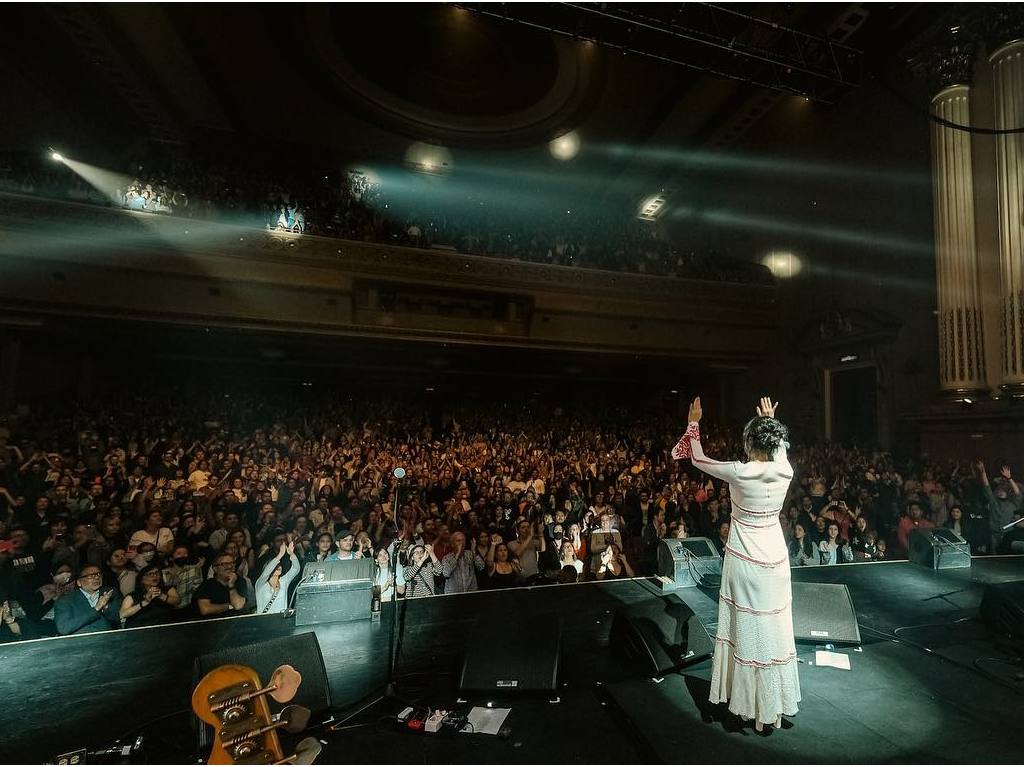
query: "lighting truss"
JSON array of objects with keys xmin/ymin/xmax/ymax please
[{"xmin": 453, "ymin": 3, "xmax": 864, "ymax": 103}]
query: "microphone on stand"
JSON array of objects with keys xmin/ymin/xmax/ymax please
[{"xmin": 393, "ymin": 467, "xmax": 406, "ymax": 480}]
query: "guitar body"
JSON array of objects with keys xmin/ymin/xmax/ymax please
[{"xmin": 191, "ymin": 664, "xmax": 283, "ymax": 765}]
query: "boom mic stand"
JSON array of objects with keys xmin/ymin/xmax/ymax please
[{"xmin": 329, "ymin": 467, "xmax": 413, "ymax": 729}]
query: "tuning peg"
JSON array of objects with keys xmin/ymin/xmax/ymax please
[
  {"xmin": 291, "ymin": 737, "xmax": 322, "ymax": 765},
  {"xmin": 276, "ymin": 704, "xmax": 311, "ymax": 734},
  {"xmin": 269, "ymin": 665, "xmax": 302, "ymax": 703}
]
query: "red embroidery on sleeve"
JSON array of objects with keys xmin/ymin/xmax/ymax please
[{"xmin": 671, "ymin": 422, "xmax": 700, "ymax": 461}]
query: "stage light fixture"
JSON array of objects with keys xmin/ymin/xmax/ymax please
[
  {"xmin": 638, "ymin": 193, "xmax": 667, "ymax": 221},
  {"xmin": 50, "ymin": 151, "xmax": 64, "ymax": 162},
  {"xmin": 404, "ymin": 142, "xmax": 452, "ymax": 176},
  {"xmin": 549, "ymin": 131, "xmax": 580, "ymax": 161},
  {"xmin": 761, "ymin": 250, "xmax": 802, "ymax": 279}
]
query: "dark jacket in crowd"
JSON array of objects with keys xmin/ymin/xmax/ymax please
[{"xmin": 54, "ymin": 588, "xmax": 122, "ymax": 635}]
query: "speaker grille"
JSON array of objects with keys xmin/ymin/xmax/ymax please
[
  {"xmin": 610, "ymin": 594, "xmax": 714, "ymax": 675},
  {"xmin": 459, "ymin": 616, "xmax": 561, "ymax": 692},
  {"xmin": 791, "ymin": 582, "xmax": 861, "ymax": 645},
  {"xmin": 980, "ymin": 580, "xmax": 1024, "ymax": 638}
]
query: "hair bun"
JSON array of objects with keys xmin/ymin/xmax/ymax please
[{"xmin": 742, "ymin": 416, "xmax": 789, "ymax": 458}]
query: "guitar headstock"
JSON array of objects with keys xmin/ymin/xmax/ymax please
[{"xmin": 191, "ymin": 663, "xmax": 304, "ymax": 765}]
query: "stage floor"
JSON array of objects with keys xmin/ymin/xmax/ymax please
[{"xmin": 2, "ymin": 557, "xmax": 1023, "ymax": 764}]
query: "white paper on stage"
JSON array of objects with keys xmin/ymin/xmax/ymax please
[
  {"xmin": 815, "ymin": 650, "xmax": 851, "ymax": 670},
  {"xmin": 462, "ymin": 706, "xmax": 511, "ymax": 735}
]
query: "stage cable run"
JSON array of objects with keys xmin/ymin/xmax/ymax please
[{"xmin": 856, "ymin": 620, "xmax": 1024, "ymax": 691}]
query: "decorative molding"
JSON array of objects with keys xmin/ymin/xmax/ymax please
[
  {"xmin": 796, "ymin": 308, "xmax": 901, "ymax": 354},
  {"xmin": 933, "ymin": 28, "xmax": 978, "ymax": 89},
  {"xmin": 982, "ymin": 6, "xmax": 1024, "ymax": 54},
  {"xmin": 909, "ymin": 26, "xmax": 979, "ymax": 92}
]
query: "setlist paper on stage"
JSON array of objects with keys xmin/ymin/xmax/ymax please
[
  {"xmin": 815, "ymin": 650, "xmax": 851, "ymax": 670},
  {"xmin": 462, "ymin": 706, "xmax": 511, "ymax": 735}
]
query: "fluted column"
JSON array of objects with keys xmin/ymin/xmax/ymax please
[
  {"xmin": 989, "ymin": 39, "xmax": 1024, "ymax": 394},
  {"xmin": 931, "ymin": 84, "xmax": 987, "ymax": 395}
]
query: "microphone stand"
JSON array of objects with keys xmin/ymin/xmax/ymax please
[
  {"xmin": 384, "ymin": 475, "xmax": 404, "ymax": 697},
  {"xmin": 329, "ymin": 469, "xmax": 411, "ymax": 729}
]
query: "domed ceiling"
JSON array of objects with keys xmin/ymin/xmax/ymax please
[{"xmin": 300, "ymin": 4, "xmax": 603, "ymax": 145}]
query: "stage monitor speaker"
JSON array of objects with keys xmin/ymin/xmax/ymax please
[
  {"xmin": 609, "ymin": 593, "xmax": 714, "ymax": 676},
  {"xmin": 657, "ymin": 537, "xmax": 723, "ymax": 588},
  {"xmin": 791, "ymin": 581, "xmax": 861, "ymax": 645},
  {"xmin": 908, "ymin": 528, "xmax": 971, "ymax": 570},
  {"xmin": 295, "ymin": 559, "xmax": 373, "ymax": 626},
  {"xmin": 459, "ymin": 614, "xmax": 561, "ymax": 693},
  {"xmin": 980, "ymin": 579, "xmax": 1024, "ymax": 638},
  {"xmin": 193, "ymin": 632, "xmax": 332, "ymax": 754}
]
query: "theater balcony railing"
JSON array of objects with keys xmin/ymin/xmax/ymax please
[{"xmin": 0, "ymin": 192, "xmax": 777, "ymax": 361}]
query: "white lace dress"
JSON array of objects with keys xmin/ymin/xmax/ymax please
[{"xmin": 673, "ymin": 421, "xmax": 801, "ymax": 725}]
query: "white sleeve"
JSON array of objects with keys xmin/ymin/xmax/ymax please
[
  {"xmin": 772, "ymin": 440, "xmax": 794, "ymax": 477},
  {"xmin": 279, "ymin": 554, "xmax": 301, "ymax": 589},
  {"xmin": 690, "ymin": 431, "xmax": 740, "ymax": 483},
  {"xmin": 255, "ymin": 558, "xmax": 275, "ymax": 590}
]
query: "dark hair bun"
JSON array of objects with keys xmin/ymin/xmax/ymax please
[{"xmin": 742, "ymin": 416, "xmax": 789, "ymax": 458}]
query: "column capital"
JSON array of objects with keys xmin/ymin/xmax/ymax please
[
  {"xmin": 983, "ymin": 6, "xmax": 1024, "ymax": 56},
  {"xmin": 929, "ymin": 27, "xmax": 978, "ymax": 90}
]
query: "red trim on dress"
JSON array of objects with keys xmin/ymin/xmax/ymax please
[
  {"xmin": 730, "ymin": 515, "xmax": 777, "ymax": 529},
  {"xmin": 731, "ymin": 502, "xmax": 782, "ymax": 516},
  {"xmin": 725, "ymin": 546, "xmax": 788, "ymax": 567},
  {"xmin": 715, "ymin": 637, "xmax": 797, "ymax": 667},
  {"xmin": 719, "ymin": 592, "xmax": 792, "ymax": 615}
]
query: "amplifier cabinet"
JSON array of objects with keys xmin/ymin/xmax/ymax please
[
  {"xmin": 657, "ymin": 537, "xmax": 722, "ymax": 588},
  {"xmin": 909, "ymin": 528, "xmax": 971, "ymax": 570},
  {"xmin": 295, "ymin": 577, "xmax": 372, "ymax": 626}
]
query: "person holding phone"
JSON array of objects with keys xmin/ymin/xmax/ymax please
[{"xmin": 1, "ymin": 599, "xmax": 24, "ymax": 642}]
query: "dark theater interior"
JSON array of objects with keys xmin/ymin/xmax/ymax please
[{"xmin": 2, "ymin": 3, "xmax": 1024, "ymax": 765}]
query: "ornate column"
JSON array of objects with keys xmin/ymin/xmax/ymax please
[
  {"xmin": 929, "ymin": 32, "xmax": 987, "ymax": 398},
  {"xmin": 989, "ymin": 32, "xmax": 1024, "ymax": 395}
]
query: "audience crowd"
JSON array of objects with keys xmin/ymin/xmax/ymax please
[
  {"xmin": 0, "ymin": 389, "xmax": 1020, "ymax": 642},
  {"xmin": 0, "ymin": 150, "xmax": 772, "ymax": 284}
]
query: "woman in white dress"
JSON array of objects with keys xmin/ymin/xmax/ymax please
[{"xmin": 672, "ymin": 395, "xmax": 800, "ymax": 731}]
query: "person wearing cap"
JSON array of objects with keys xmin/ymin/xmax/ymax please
[{"xmin": 326, "ymin": 528, "xmax": 362, "ymax": 561}]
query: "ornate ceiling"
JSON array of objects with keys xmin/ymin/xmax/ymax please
[{"xmin": 0, "ymin": 4, "xmax": 942, "ymax": 198}]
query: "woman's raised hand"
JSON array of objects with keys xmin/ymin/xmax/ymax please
[
  {"xmin": 756, "ymin": 396, "xmax": 779, "ymax": 418},
  {"xmin": 687, "ymin": 397, "xmax": 702, "ymax": 423}
]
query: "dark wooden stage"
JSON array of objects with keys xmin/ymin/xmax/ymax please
[{"xmin": 3, "ymin": 557, "xmax": 1024, "ymax": 764}]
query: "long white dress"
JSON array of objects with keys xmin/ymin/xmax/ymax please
[{"xmin": 673, "ymin": 421, "xmax": 801, "ymax": 726}]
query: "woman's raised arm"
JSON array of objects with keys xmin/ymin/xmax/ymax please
[{"xmin": 671, "ymin": 397, "xmax": 739, "ymax": 482}]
